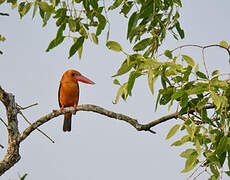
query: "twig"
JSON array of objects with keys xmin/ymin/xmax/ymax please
[
  {"xmin": 103, "ymin": 0, "xmax": 111, "ymax": 41},
  {"xmin": 18, "ymin": 104, "xmax": 216, "ymax": 143},
  {"xmin": 187, "ymin": 161, "xmax": 205, "ymax": 180},
  {"xmin": 17, "ymin": 103, "xmax": 38, "ymax": 110},
  {"xmin": 0, "ymin": 12, "xmax": 9, "ymax": 16},
  {"xmin": 193, "ymin": 169, "xmax": 206, "ymax": 180},
  {"xmin": 159, "ymin": 44, "xmax": 230, "ymax": 58},
  {"xmin": 0, "ymin": 117, "xmax": 7, "ymax": 127},
  {"xmin": 18, "ymin": 111, "xmax": 55, "ymax": 143},
  {"xmin": 201, "ymin": 48, "xmax": 209, "ymax": 79},
  {"xmin": 0, "ymin": 144, "xmax": 4, "ymax": 149}
]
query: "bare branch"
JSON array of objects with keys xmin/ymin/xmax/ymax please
[
  {"xmin": 159, "ymin": 44, "xmax": 230, "ymax": 58},
  {"xmin": 18, "ymin": 104, "xmax": 215, "ymax": 144},
  {"xmin": 18, "ymin": 111, "xmax": 55, "ymax": 143},
  {"xmin": 0, "ymin": 86, "xmax": 20, "ymax": 176},
  {"xmin": 17, "ymin": 103, "xmax": 38, "ymax": 110},
  {"xmin": 0, "ymin": 12, "xmax": 9, "ymax": 16},
  {"xmin": 0, "ymin": 85, "xmax": 217, "ymax": 176},
  {"xmin": 18, "ymin": 104, "xmax": 156, "ymax": 143},
  {"xmin": 0, "ymin": 117, "xmax": 7, "ymax": 127}
]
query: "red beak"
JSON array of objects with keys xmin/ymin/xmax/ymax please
[{"xmin": 75, "ymin": 75, "xmax": 95, "ymax": 84}]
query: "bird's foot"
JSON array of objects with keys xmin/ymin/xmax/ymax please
[
  {"xmin": 59, "ymin": 106, "xmax": 64, "ymax": 112},
  {"xmin": 74, "ymin": 104, "xmax": 77, "ymax": 110}
]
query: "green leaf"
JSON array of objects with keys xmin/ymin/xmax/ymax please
[
  {"xmin": 210, "ymin": 78, "xmax": 228, "ymax": 89},
  {"xmin": 46, "ymin": 36, "xmax": 65, "ymax": 52},
  {"xmin": 181, "ymin": 151, "xmax": 199, "ymax": 173},
  {"xmin": 195, "ymin": 64, "xmax": 199, "ymax": 73},
  {"xmin": 120, "ymin": 1, "xmax": 133, "ymax": 17},
  {"xmin": 20, "ymin": 173, "xmax": 27, "ymax": 180},
  {"xmin": 219, "ymin": 40, "xmax": 229, "ymax": 49},
  {"xmin": 216, "ymin": 136, "xmax": 228, "ymax": 155},
  {"xmin": 127, "ymin": 71, "xmax": 142, "ymax": 95},
  {"xmin": 108, "ymin": 0, "xmax": 123, "ymax": 10},
  {"xmin": 133, "ymin": 38, "xmax": 153, "ymax": 51},
  {"xmin": 68, "ymin": 36, "xmax": 84, "ymax": 59},
  {"xmin": 113, "ymin": 82, "xmax": 128, "ymax": 104},
  {"xmin": 78, "ymin": 45, "xmax": 83, "ymax": 59},
  {"xmin": 211, "ymin": 92, "xmax": 223, "ymax": 110},
  {"xmin": 180, "ymin": 149, "xmax": 196, "ymax": 158},
  {"xmin": 182, "ymin": 55, "xmax": 195, "ymax": 67},
  {"xmin": 113, "ymin": 63, "xmax": 131, "ymax": 78},
  {"xmin": 113, "ymin": 79, "xmax": 120, "ymax": 85},
  {"xmin": 127, "ymin": 12, "xmax": 139, "ymax": 41},
  {"xmin": 106, "ymin": 41, "xmax": 123, "ymax": 52},
  {"xmin": 42, "ymin": 12, "xmax": 51, "ymax": 27},
  {"xmin": 184, "ymin": 124, "xmax": 193, "ymax": 138},
  {"xmin": 212, "ymin": 70, "xmax": 220, "ymax": 76},
  {"xmin": 127, "ymin": 54, "xmax": 130, "ymax": 65},
  {"xmin": 32, "ymin": 1, "xmax": 38, "ymax": 19},
  {"xmin": 95, "ymin": 13, "xmax": 106, "ymax": 36},
  {"xmin": 171, "ymin": 140, "xmax": 183, "ymax": 146},
  {"xmin": 197, "ymin": 97, "xmax": 209, "ymax": 110},
  {"xmin": 210, "ymin": 165, "xmax": 219, "ymax": 177},
  {"xmin": 164, "ymin": 50, "xmax": 173, "ymax": 59},
  {"xmin": 173, "ymin": 0, "xmax": 182, "ymax": 7},
  {"xmin": 38, "ymin": 2, "xmax": 54, "ymax": 13},
  {"xmin": 175, "ymin": 22, "xmax": 184, "ymax": 39},
  {"xmin": 182, "ymin": 66, "xmax": 192, "ymax": 81},
  {"xmin": 196, "ymin": 71, "xmax": 208, "ymax": 79},
  {"xmin": 186, "ymin": 83, "xmax": 208, "ymax": 95},
  {"xmin": 195, "ymin": 139, "xmax": 202, "ymax": 157},
  {"xmin": 91, "ymin": 33, "xmax": 98, "ymax": 44},
  {"xmin": 18, "ymin": 2, "xmax": 32, "ymax": 19},
  {"xmin": 159, "ymin": 87, "xmax": 173, "ymax": 105},
  {"xmin": 68, "ymin": 18, "xmax": 77, "ymax": 32},
  {"xmin": 18, "ymin": 2, "xmax": 26, "ymax": 18},
  {"xmin": 56, "ymin": 23, "xmax": 66, "ymax": 38},
  {"xmin": 172, "ymin": 89, "xmax": 184, "ymax": 99},
  {"xmin": 148, "ymin": 69, "xmax": 158, "ymax": 94},
  {"xmin": 209, "ymin": 175, "xmax": 218, "ymax": 180},
  {"xmin": 166, "ymin": 124, "xmax": 180, "ymax": 140},
  {"xmin": 225, "ymin": 171, "xmax": 230, "ymax": 177},
  {"xmin": 171, "ymin": 135, "xmax": 190, "ymax": 146}
]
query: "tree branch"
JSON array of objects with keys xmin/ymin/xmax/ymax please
[
  {"xmin": 0, "ymin": 85, "xmax": 216, "ymax": 176},
  {"xmin": 18, "ymin": 104, "xmax": 215, "ymax": 144},
  {"xmin": 0, "ymin": 86, "xmax": 20, "ymax": 176}
]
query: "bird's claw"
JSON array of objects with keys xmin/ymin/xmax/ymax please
[
  {"xmin": 74, "ymin": 104, "xmax": 77, "ymax": 110},
  {"xmin": 59, "ymin": 107, "xmax": 64, "ymax": 112}
]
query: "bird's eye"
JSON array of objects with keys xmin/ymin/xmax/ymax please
[{"xmin": 71, "ymin": 73, "xmax": 75, "ymax": 77}]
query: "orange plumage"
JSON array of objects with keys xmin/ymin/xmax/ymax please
[{"xmin": 58, "ymin": 70, "xmax": 95, "ymax": 132}]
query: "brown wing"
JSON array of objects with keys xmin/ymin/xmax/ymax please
[{"xmin": 58, "ymin": 83, "xmax": 62, "ymax": 108}]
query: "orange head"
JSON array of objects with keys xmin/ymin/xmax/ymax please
[{"xmin": 61, "ymin": 70, "xmax": 95, "ymax": 84}]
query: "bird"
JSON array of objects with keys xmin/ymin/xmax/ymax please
[{"xmin": 58, "ymin": 69, "xmax": 95, "ymax": 132}]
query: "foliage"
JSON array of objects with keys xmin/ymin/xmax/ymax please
[
  {"xmin": 1, "ymin": 0, "xmax": 230, "ymax": 179},
  {"xmin": 20, "ymin": 173, "xmax": 27, "ymax": 180}
]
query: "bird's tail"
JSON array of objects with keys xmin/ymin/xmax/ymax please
[{"xmin": 63, "ymin": 113, "xmax": 72, "ymax": 132}]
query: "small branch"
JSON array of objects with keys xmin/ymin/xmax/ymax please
[
  {"xmin": 17, "ymin": 103, "xmax": 38, "ymax": 110},
  {"xmin": 0, "ymin": 117, "xmax": 7, "ymax": 127},
  {"xmin": 18, "ymin": 111, "xmax": 55, "ymax": 143},
  {"xmin": 159, "ymin": 44, "xmax": 230, "ymax": 58},
  {"xmin": 201, "ymin": 48, "xmax": 209, "ymax": 79},
  {"xmin": 0, "ymin": 86, "xmax": 20, "ymax": 176},
  {"xmin": 18, "ymin": 104, "xmax": 216, "ymax": 143},
  {"xmin": 0, "ymin": 12, "xmax": 9, "ymax": 16}
]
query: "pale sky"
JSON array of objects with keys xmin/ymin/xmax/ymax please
[{"xmin": 0, "ymin": 1, "xmax": 230, "ymax": 180}]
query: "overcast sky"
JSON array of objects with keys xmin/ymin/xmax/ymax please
[{"xmin": 0, "ymin": 0, "xmax": 230, "ymax": 180}]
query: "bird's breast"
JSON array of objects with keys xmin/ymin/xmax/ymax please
[{"xmin": 59, "ymin": 82, "xmax": 79, "ymax": 107}]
